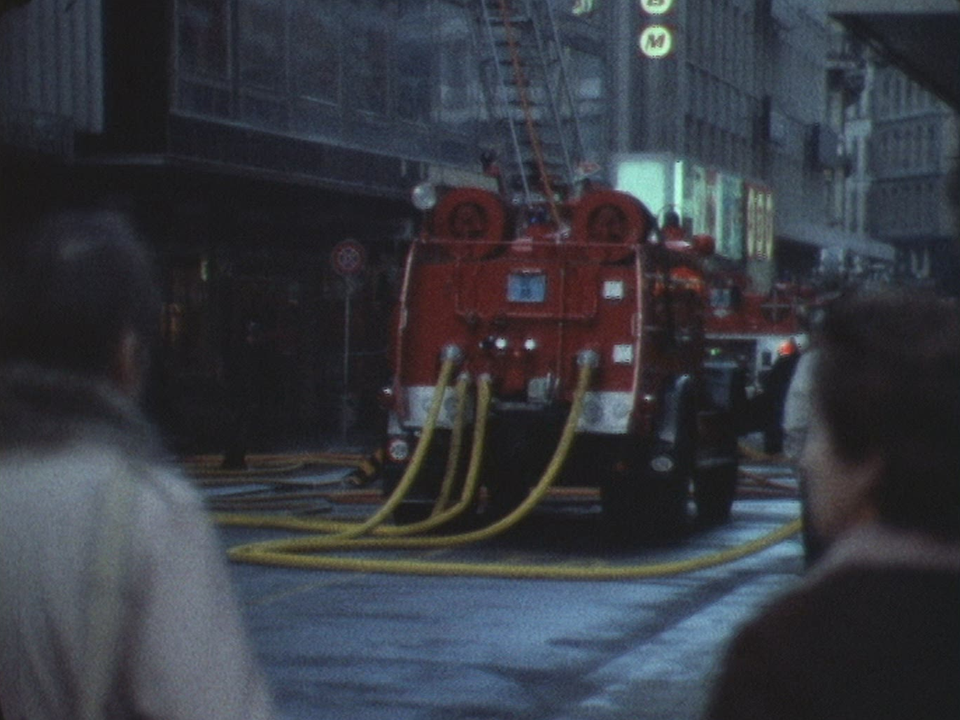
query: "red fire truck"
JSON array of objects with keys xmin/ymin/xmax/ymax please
[
  {"xmin": 378, "ymin": 185, "xmax": 745, "ymax": 540},
  {"xmin": 704, "ymin": 271, "xmax": 813, "ymax": 393}
]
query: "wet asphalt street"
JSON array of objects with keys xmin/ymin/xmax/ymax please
[{"xmin": 203, "ymin": 456, "xmax": 804, "ymax": 720}]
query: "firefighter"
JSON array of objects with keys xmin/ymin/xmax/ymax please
[{"xmin": 746, "ymin": 338, "xmax": 802, "ymax": 455}]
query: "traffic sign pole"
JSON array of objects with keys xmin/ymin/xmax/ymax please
[{"xmin": 331, "ymin": 240, "xmax": 366, "ymax": 442}]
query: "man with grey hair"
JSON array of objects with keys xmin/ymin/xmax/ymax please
[{"xmin": 0, "ymin": 210, "xmax": 274, "ymax": 719}]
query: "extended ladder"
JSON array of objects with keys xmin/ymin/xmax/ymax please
[{"xmin": 477, "ymin": 0, "xmax": 586, "ymax": 215}]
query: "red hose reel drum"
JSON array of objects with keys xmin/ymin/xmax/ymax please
[
  {"xmin": 571, "ymin": 190, "xmax": 650, "ymax": 262},
  {"xmin": 429, "ymin": 187, "xmax": 507, "ymax": 259}
]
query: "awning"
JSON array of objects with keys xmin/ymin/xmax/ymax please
[{"xmin": 778, "ymin": 219, "xmax": 897, "ymax": 261}]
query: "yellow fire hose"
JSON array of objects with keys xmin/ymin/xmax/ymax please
[
  {"xmin": 217, "ymin": 351, "xmax": 460, "ymax": 536},
  {"xmin": 226, "ymin": 358, "xmax": 592, "ymax": 560},
  {"xmin": 223, "ymin": 351, "xmax": 803, "ymax": 580},
  {"xmin": 432, "ymin": 372, "xmax": 471, "ymax": 515},
  {"xmin": 374, "ymin": 372, "xmax": 491, "ymax": 536},
  {"xmin": 228, "ymin": 518, "xmax": 803, "ymax": 581}
]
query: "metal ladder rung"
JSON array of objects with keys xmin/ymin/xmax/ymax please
[{"xmin": 478, "ymin": 0, "xmax": 584, "ymax": 208}]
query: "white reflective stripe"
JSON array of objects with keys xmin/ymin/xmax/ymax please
[
  {"xmin": 576, "ymin": 391, "xmax": 634, "ymax": 434},
  {"xmin": 403, "ymin": 386, "xmax": 472, "ymax": 429},
  {"xmin": 405, "ymin": 387, "xmax": 633, "ymax": 434}
]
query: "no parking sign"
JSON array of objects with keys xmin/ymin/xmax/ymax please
[{"xmin": 332, "ymin": 239, "xmax": 366, "ymax": 276}]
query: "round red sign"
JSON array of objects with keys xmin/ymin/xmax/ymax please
[{"xmin": 332, "ymin": 239, "xmax": 366, "ymax": 276}]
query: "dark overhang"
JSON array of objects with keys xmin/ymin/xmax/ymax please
[{"xmin": 828, "ymin": 0, "xmax": 960, "ymax": 111}]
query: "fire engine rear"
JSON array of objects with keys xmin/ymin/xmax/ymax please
[{"xmin": 379, "ymin": 185, "xmax": 744, "ymax": 541}]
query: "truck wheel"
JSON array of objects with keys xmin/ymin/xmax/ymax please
[
  {"xmin": 392, "ymin": 500, "xmax": 435, "ymax": 526},
  {"xmin": 485, "ymin": 480, "xmax": 528, "ymax": 521},
  {"xmin": 600, "ymin": 480, "xmax": 644, "ymax": 544},
  {"xmin": 693, "ymin": 460, "xmax": 737, "ymax": 525},
  {"xmin": 601, "ymin": 469, "xmax": 689, "ymax": 544}
]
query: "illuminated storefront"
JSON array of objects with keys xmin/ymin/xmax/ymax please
[{"xmin": 614, "ymin": 152, "xmax": 772, "ymax": 268}]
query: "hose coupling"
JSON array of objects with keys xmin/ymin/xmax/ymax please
[
  {"xmin": 577, "ymin": 349, "xmax": 600, "ymax": 369},
  {"xmin": 441, "ymin": 344, "xmax": 465, "ymax": 364}
]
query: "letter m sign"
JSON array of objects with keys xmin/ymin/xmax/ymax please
[{"xmin": 638, "ymin": 24, "xmax": 675, "ymax": 59}]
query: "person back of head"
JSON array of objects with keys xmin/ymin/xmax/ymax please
[
  {"xmin": 0, "ymin": 209, "xmax": 160, "ymax": 394},
  {"xmin": 812, "ymin": 289, "xmax": 960, "ymax": 542}
]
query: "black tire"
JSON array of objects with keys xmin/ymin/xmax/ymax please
[
  {"xmin": 693, "ymin": 460, "xmax": 737, "ymax": 526},
  {"xmin": 601, "ymin": 476, "xmax": 689, "ymax": 544},
  {"xmin": 391, "ymin": 500, "xmax": 435, "ymax": 526},
  {"xmin": 484, "ymin": 474, "xmax": 529, "ymax": 521},
  {"xmin": 601, "ymin": 448, "xmax": 690, "ymax": 544},
  {"xmin": 382, "ymin": 430, "xmax": 470, "ymax": 527},
  {"xmin": 695, "ymin": 362, "xmax": 745, "ymax": 526},
  {"xmin": 602, "ymin": 378, "xmax": 698, "ymax": 543},
  {"xmin": 481, "ymin": 409, "xmax": 561, "ymax": 522},
  {"xmin": 600, "ymin": 479, "xmax": 644, "ymax": 544},
  {"xmin": 381, "ymin": 465, "xmax": 437, "ymax": 526}
]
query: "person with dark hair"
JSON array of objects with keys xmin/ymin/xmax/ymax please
[
  {"xmin": 704, "ymin": 289, "xmax": 960, "ymax": 720},
  {"xmin": 0, "ymin": 210, "xmax": 274, "ymax": 719}
]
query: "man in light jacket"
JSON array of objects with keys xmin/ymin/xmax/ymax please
[{"xmin": 0, "ymin": 210, "xmax": 274, "ymax": 719}]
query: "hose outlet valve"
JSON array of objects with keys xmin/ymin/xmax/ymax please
[
  {"xmin": 441, "ymin": 344, "xmax": 464, "ymax": 364},
  {"xmin": 577, "ymin": 349, "xmax": 600, "ymax": 369}
]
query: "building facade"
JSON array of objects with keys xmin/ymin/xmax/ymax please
[
  {"xmin": 0, "ymin": 0, "xmax": 609, "ymax": 450},
  {"xmin": 867, "ymin": 64, "xmax": 959, "ymax": 290},
  {"xmin": 607, "ymin": 0, "xmax": 895, "ymax": 294},
  {"xmin": 7, "ymin": 0, "xmax": 944, "ymax": 450},
  {"xmin": 827, "ymin": 0, "xmax": 960, "ymax": 294}
]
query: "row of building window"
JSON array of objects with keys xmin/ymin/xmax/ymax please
[
  {"xmin": 686, "ymin": 63, "xmax": 754, "ymax": 139},
  {"xmin": 177, "ymin": 0, "xmax": 473, "ymax": 123},
  {"xmin": 685, "ymin": 0, "xmax": 758, "ymax": 92},
  {"xmin": 175, "ymin": 0, "xmax": 607, "ymax": 165},
  {"xmin": 873, "ymin": 68, "xmax": 942, "ymax": 119},
  {"xmin": 871, "ymin": 123, "xmax": 941, "ymax": 175},
  {"xmin": 683, "ymin": 114, "xmax": 759, "ymax": 179},
  {"xmin": 870, "ymin": 181, "xmax": 942, "ymax": 236}
]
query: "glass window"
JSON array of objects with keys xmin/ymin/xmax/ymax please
[
  {"xmin": 507, "ymin": 272, "xmax": 547, "ymax": 303},
  {"xmin": 290, "ymin": 0, "xmax": 341, "ymax": 103},
  {"xmin": 239, "ymin": 0, "xmax": 285, "ymax": 92},
  {"xmin": 394, "ymin": 1, "xmax": 434, "ymax": 122},
  {"xmin": 178, "ymin": 0, "xmax": 230, "ymax": 79},
  {"xmin": 432, "ymin": 1, "xmax": 481, "ymax": 136},
  {"xmin": 847, "ymin": 187, "xmax": 858, "ymax": 233},
  {"xmin": 904, "ymin": 128, "xmax": 913, "ymax": 170},
  {"xmin": 688, "ymin": 1, "xmax": 699, "ymax": 62},
  {"xmin": 345, "ymin": 3, "xmax": 389, "ymax": 115}
]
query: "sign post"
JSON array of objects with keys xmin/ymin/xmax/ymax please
[{"xmin": 331, "ymin": 240, "xmax": 366, "ymax": 442}]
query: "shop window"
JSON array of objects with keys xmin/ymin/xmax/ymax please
[
  {"xmin": 394, "ymin": 3, "xmax": 433, "ymax": 123},
  {"xmin": 291, "ymin": 0, "xmax": 341, "ymax": 103},
  {"xmin": 239, "ymin": 0, "xmax": 285, "ymax": 92},
  {"xmin": 177, "ymin": 0, "xmax": 230, "ymax": 80},
  {"xmin": 345, "ymin": 5, "xmax": 389, "ymax": 115},
  {"xmin": 436, "ymin": 3, "xmax": 479, "ymax": 130}
]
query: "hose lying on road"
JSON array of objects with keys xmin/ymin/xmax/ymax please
[
  {"xmin": 218, "ymin": 353, "xmax": 803, "ymax": 580},
  {"xmin": 226, "ymin": 358, "xmax": 593, "ymax": 560}
]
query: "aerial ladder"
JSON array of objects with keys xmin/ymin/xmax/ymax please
[{"xmin": 476, "ymin": 0, "xmax": 588, "ymax": 221}]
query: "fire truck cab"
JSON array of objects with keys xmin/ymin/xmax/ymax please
[{"xmin": 379, "ymin": 185, "xmax": 744, "ymax": 540}]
